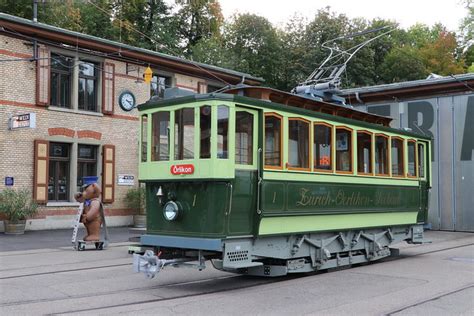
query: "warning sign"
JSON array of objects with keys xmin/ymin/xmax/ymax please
[{"xmin": 143, "ymin": 66, "xmax": 153, "ymax": 83}]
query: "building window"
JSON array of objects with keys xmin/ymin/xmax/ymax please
[
  {"xmin": 141, "ymin": 115, "xmax": 148, "ymax": 162},
  {"xmin": 375, "ymin": 134, "xmax": 389, "ymax": 175},
  {"xmin": 357, "ymin": 131, "xmax": 372, "ymax": 174},
  {"xmin": 407, "ymin": 140, "xmax": 417, "ymax": 177},
  {"xmin": 336, "ymin": 127, "xmax": 352, "ymax": 172},
  {"xmin": 78, "ymin": 61, "xmax": 98, "ymax": 112},
  {"xmin": 236, "ymin": 111, "xmax": 253, "ymax": 164},
  {"xmin": 174, "ymin": 108, "xmax": 195, "ymax": 160},
  {"xmin": 218, "ymin": 106, "xmax": 229, "ymax": 159},
  {"xmin": 48, "ymin": 143, "xmax": 70, "ymax": 201},
  {"xmin": 152, "ymin": 111, "xmax": 170, "ymax": 161},
  {"xmin": 151, "ymin": 75, "xmax": 171, "ymax": 98},
  {"xmin": 288, "ymin": 119, "xmax": 310, "ymax": 169},
  {"xmin": 77, "ymin": 145, "xmax": 98, "ymax": 192},
  {"xmin": 391, "ymin": 137, "xmax": 404, "ymax": 176},
  {"xmin": 314, "ymin": 123, "xmax": 332, "ymax": 171},
  {"xmin": 418, "ymin": 143, "xmax": 425, "ymax": 178},
  {"xmin": 200, "ymin": 105, "xmax": 211, "ymax": 159},
  {"xmin": 207, "ymin": 85, "xmax": 221, "ymax": 93},
  {"xmin": 50, "ymin": 54, "xmax": 72, "ymax": 108},
  {"xmin": 265, "ymin": 114, "xmax": 282, "ymax": 168}
]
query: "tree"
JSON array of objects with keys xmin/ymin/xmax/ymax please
[
  {"xmin": 111, "ymin": 0, "xmax": 179, "ymax": 52},
  {"xmin": 379, "ymin": 46, "xmax": 427, "ymax": 82},
  {"xmin": 0, "ymin": 0, "xmax": 33, "ymax": 19},
  {"xmin": 190, "ymin": 34, "xmax": 232, "ymax": 67},
  {"xmin": 460, "ymin": 0, "xmax": 474, "ymax": 71},
  {"xmin": 223, "ymin": 13, "xmax": 283, "ymax": 87},
  {"xmin": 175, "ymin": 0, "xmax": 224, "ymax": 55},
  {"xmin": 278, "ymin": 14, "xmax": 310, "ymax": 91},
  {"xmin": 419, "ymin": 31, "xmax": 465, "ymax": 75}
]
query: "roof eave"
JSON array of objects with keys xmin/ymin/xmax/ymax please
[{"xmin": 0, "ymin": 13, "xmax": 264, "ymax": 85}]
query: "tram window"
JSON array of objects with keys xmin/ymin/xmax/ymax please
[
  {"xmin": 152, "ymin": 111, "xmax": 170, "ymax": 161},
  {"xmin": 391, "ymin": 137, "xmax": 404, "ymax": 176},
  {"xmin": 418, "ymin": 143, "xmax": 425, "ymax": 178},
  {"xmin": 288, "ymin": 119, "xmax": 309, "ymax": 169},
  {"xmin": 335, "ymin": 128, "xmax": 352, "ymax": 172},
  {"xmin": 141, "ymin": 115, "xmax": 148, "ymax": 162},
  {"xmin": 357, "ymin": 132, "xmax": 372, "ymax": 174},
  {"xmin": 375, "ymin": 135, "xmax": 389, "ymax": 175},
  {"xmin": 407, "ymin": 140, "xmax": 417, "ymax": 177},
  {"xmin": 314, "ymin": 123, "xmax": 332, "ymax": 171},
  {"xmin": 236, "ymin": 111, "xmax": 254, "ymax": 164},
  {"xmin": 218, "ymin": 106, "xmax": 229, "ymax": 159},
  {"xmin": 265, "ymin": 114, "xmax": 282, "ymax": 167},
  {"xmin": 175, "ymin": 108, "xmax": 195, "ymax": 160},
  {"xmin": 200, "ymin": 106, "xmax": 211, "ymax": 159}
]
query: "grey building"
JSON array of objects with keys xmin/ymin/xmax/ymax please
[{"xmin": 342, "ymin": 74, "xmax": 474, "ymax": 232}]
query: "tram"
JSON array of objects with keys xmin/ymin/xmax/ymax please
[{"xmin": 133, "ymin": 85, "xmax": 431, "ymax": 278}]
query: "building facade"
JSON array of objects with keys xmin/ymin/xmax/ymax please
[
  {"xmin": 342, "ymin": 74, "xmax": 474, "ymax": 232},
  {"xmin": 0, "ymin": 13, "xmax": 262, "ymax": 231}
]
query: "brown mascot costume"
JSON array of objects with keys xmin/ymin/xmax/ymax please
[{"xmin": 74, "ymin": 183, "xmax": 102, "ymax": 241}]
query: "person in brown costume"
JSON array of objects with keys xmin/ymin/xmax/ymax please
[{"xmin": 74, "ymin": 183, "xmax": 102, "ymax": 241}]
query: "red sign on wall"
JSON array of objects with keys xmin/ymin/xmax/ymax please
[{"xmin": 170, "ymin": 164, "xmax": 195, "ymax": 175}]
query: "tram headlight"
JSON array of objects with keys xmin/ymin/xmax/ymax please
[{"xmin": 163, "ymin": 201, "xmax": 179, "ymax": 221}]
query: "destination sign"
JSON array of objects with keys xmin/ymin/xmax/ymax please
[{"xmin": 170, "ymin": 164, "xmax": 195, "ymax": 175}]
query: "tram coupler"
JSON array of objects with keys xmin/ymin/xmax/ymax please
[{"xmin": 133, "ymin": 250, "xmax": 206, "ymax": 279}]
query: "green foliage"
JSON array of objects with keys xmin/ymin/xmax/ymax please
[
  {"xmin": 380, "ymin": 47, "xmax": 427, "ymax": 82},
  {"xmin": 0, "ymin": 189, "xmax": 38, "ymax": 222},
  {"xmin": 419, "ymin": 32, "xmax": 465, "ymax": 76},
  {"xmin": 224, "ymin": 14, "xmax": 282, "ymax": 87},
  {"xmin": 0, "ymin": 1, "xmax": 471, "ymax": 89},
  {"xmin": 468, "ymin": 63, "xmax": 474, "ymax": 73},
  {"xmin": 175, "ymin": 0, "xmax": 224, "ymax": 55},
  {"xmin": 124, "ymin": 187, "xmax": 146, "ymax": 215}
]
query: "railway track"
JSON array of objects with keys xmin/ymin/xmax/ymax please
[
  {"xmin": 386, "ymin": 284, "xmax": 474, "ymax": 315},
  {"xmin": 2, "ymin": 241, "xmax": 471, "ymax": 314}
]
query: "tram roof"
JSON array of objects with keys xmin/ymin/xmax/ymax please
[{"xmin": 223, "ymin": 86, "xmax": 392, "ymax": 126}]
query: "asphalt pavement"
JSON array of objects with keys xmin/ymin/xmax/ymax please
[
  {"xmin": 0, "ymin": 229, "xmax": 473, "ymax": 315},
  {"xmin": 0, "ymin": 226, "xmax": 132, "ymax": 251}
]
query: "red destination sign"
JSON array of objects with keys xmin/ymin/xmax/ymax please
[{"xmin": 170, "ymin": 164, "xmax": 194, "ymax": 175}]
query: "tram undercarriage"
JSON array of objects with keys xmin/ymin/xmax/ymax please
[{"xmin": 133, "ymin": 224, "xmax": 426, "ymax": 278}]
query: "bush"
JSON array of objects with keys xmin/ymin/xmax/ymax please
[
  {"xmin": 0, "ymin": 188, "xmax": 38, "ymax": 222},
  {"xmin": 124, "ymin": 187, "xmax": 146, "ymax": 215}
]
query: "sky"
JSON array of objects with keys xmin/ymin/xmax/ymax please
[{"xmin": 217, "ymin": 0, "xmax": 467, "ymax": 32}]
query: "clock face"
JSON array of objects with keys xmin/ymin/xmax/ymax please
[{"xmin": 119, "ymin": 91, "xmax": 135, "ymax": 111}]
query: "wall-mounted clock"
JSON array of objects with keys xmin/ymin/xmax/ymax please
[{"xmin": 119, "ymin": 90, "xmax": 136, "ymax": 111}]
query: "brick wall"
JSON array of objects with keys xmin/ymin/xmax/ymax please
[{"xmin": 0, "ymin": 34, "xmax": 209, "ymax": 230}]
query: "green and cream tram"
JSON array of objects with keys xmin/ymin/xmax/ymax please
[{"xmin": 133, "ymin": 86, "xmax": 431, "ymax": 278}]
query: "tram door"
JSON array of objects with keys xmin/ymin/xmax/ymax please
[
  {"xmin": 418, "ymin": 141, "xmax": 430, "ymax": 223},
  {"xmin": 228, "ymin": 107, "xmax": 260, "ymax": 235}
]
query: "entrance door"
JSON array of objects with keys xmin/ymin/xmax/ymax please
[{"xmin": 228, "ymin": 107, "xmax": 259, "ymax": 235}]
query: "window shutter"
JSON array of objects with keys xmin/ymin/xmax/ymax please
[
  {"xmin": 33, "ymin": 140, "xmax": 49, "ymax": 203},
  {"xmin": 102, "ymin": 145, "xmax": 115, "ymax": 203},
  {"xmin": 36, "ymin": 47, "xmax": 50, "ymax": 106},
  {"xmin": 102, "ymin": 62, "xmax": 115, "ymax": 114}
]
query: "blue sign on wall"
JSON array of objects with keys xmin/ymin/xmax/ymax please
[{"xmin": 5, "ymin": 177, "xmax": 14, "ymax": 186}]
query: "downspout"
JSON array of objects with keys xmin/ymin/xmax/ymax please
[
  {"xmin": 355, "ymin": 91, "xmax": 364, "ymax": 105},
  {"xmin": 32, "ymin": 0, "xmax": 38, "ymax": 60}
]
